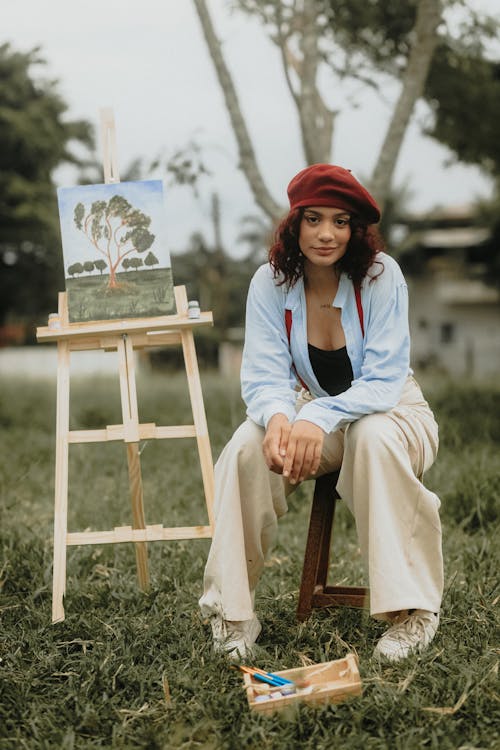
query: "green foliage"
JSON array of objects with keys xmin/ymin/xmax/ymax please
[
  {"xmin": 0, "ymin": 43, "xmax": 93, "ymax": 327},
  {"xmin": 325, "ymin": 0, "xmax": 500, "ymax": 178},
  {"xmin": 320, "ymin": 0, "xmax": 418, "ymax": 73},
  {"xmin": 425, "ymin": 44, "xmax": 500, "ymax": 176},
  {"xmin": 0, "ymin": 374, "xmax": 499, "ymax": 748}
]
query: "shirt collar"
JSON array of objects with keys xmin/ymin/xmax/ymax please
[
  {"xmin": 333, "ymin": 272, "xmax": 349, "ymax": 309},
  {"xmin": 284, "ymin": 270, "xmax": 352, "ymax": 310},
  {"xmin": 284, "ymin": 276, "xmax": 304, "ymax": 311}
]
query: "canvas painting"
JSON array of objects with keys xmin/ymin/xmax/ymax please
[{"xmin": 57, "ymin": 180, "xmax": 175, "ymax": 323}]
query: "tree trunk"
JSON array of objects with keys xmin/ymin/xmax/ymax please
[
  {"xmin": 296, "ymin": 3, "xmax": 334, "ymax": 165},
  {"xmin": 193, "ymin": 0, "xmax": 283, "ymax": 222},
  {"xmin": 108, "ymin": 265, "xmax": 117, "ymax": 288},
  {"xmin": 369, "ymin": 0, "xmax": 442, "ymax": 211}
]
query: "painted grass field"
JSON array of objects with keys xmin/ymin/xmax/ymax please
[
  {"xmin": 0, "ymin": 372, "xmax": 498, "ymax": 749},
  {"xmin": 66, "ymin": 268, "xmax": 175, "ymax": 323}
]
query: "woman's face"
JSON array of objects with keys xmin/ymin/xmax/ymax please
[{"xmin": 298, "ymin": 206, "xmax": 351, "ymax": 269}]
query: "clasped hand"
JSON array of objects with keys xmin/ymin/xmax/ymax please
[{"xmin": 262, "ymin": 413, "xmax": 324, "ymax": 484}]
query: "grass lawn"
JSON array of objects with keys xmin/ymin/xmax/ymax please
[{"xmin": 0, "ymin": 372, "xmax": 498, "ymax": 749}]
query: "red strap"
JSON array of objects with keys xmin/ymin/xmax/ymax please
[
  {"xmin": 354, "ymin": 285, "xmax": 364, "ymax": 337},
  {"xmin": 285, "ymin": 308, "xmax": 292, "ymax": 341},
  {"xmin": 285, "ymin": 282, "xmax": 364, "ymax": 389}
]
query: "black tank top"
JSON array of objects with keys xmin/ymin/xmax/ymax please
[{"xmin": 308, "ymin": 344, "xmax": 353, "ymax": 396}]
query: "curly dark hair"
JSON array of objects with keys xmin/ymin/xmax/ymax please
[{"xmin": 268, "ymin": 207, "xmax": 384, "ymax": 288}]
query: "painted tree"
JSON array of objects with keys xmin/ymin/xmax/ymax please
[
  {"xmin": 68, "ymin": 262, "xmax": 84, "ymax": 277},
  {"xmin": 128, "ymin": 257, "xmax": 144, "ymax": 272},
  {"xmin": 94, "ymin": 258, "xmax": 107, "ymax": 274},
  {"xmin": 83, "ymin": 260, "xmax": 94, "ymax": 274},
  {"xmin": 73, "ymin": 194, "xmax": 155, "ymax": 289},
  {"xmin": 144, "ymin": 250, "xmax": 159, "ymax": 268},
  {"xmin": 192, "ymin": 0, "xmax": 498, "ymax": 219}
]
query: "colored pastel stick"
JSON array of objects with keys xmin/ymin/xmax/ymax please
[
  {"xmin": 250, "ymin": 671, "xmax": 283, "ymax": 687},
  {"xmin": 239, "ymin": 665, "xmax": 294, "ymax": 687},
  {"xmin": 253, "ymin": 668, "xmax": 294, "ymax": 686}
]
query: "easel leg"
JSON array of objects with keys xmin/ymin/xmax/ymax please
[
  {"xmin": 126, "ymin": 442, "xmax": 150, "ymax": 590},
  {"xmin": 52, "ymin": 341, "xmax": 70, "ymax": 622},
  {"xmin": 117, "ymin": 333, "xmax": 150, "ymax": 590},
  {"xmin": 181, "ymin": 328, "xmax": 215, "ymax": 528},
  {"xmin": 175, "ymin": 287, "xmax": 215, "ymax": 530}
]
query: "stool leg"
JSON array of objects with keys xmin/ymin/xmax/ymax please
[
  {"xmin": 315, "ymin": 488, "xmax": 337, "ymax": 589},
  {"xmin": 296, "ymin": 473, "xmax": 337, "ymax": 622}
]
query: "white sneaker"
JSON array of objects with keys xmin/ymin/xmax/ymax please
[
  {"xmin": 210, "ymin": 615, "xmax": 261, "ymax": 660},
  {"xmin": 374, "ymin": 610, "xmax": 439, "ymax": 662}
]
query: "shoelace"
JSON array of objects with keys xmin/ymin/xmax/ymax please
[
  {"xmin": 211, "ymin": 617, "xmax": 228, "ymax": 640},
  {"xmin": 385, "ymin": 612, "xmax": 434, "ymax": 644}
]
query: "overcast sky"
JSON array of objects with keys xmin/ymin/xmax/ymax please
[{"xmin": 3, "ymin": 0, "xmax": 498, "ymax": 259}]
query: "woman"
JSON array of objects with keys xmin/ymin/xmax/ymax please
[{"xmin": 199, "ymin": 164, "xmax": 443, "ymax": 662}]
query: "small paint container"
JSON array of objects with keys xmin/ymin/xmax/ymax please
[
  {"xmin": 48, "ymin": 313, "xmax": 61, "ymax": 329},
  {"xmin": 253, "ymin": 694, "xmax": 271, "ymax": 703},
  {"xmin": 187, "ymin": 300, "xmax": 201, "ymax": 319}
]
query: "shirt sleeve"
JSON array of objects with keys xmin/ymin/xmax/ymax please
[
  {"xmin": 296, "ymin": 259, "xmax": 411, "ymax": 433},
  {"xmin": 241, "ymin": 266, "xmax": 298, "ymax": 428}
]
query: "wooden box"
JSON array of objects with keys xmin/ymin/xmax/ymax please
[{"xmin": 243, "ymin": 653, "xmax": 362, "ymax": 714}]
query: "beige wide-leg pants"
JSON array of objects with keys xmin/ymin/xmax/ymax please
[{"xmin": 199, "ymin": 376, "xmax": 443, "ymax": 622}]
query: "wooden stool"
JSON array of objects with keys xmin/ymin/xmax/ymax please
[{"xmin": 297, "ymin": 471, "xmax": 368, "ymax": 621}]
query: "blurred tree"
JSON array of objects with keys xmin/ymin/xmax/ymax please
[
  {"xmin": 193, "ymin": 0, "xmax": 442, "ymax": 217},
  {"xmin": 424, "ymin": 46, "xmax": 500, "ymax": 177},
  {"xmin": 167, "ymin": 192, "xmax": 259, "ymax": 366},
  {"xmin": 173, "ymin": 194, "xmax": 258, "ymax": 334},
  {"xmin": 474, "ymin": 190, "xmax": 500, "ymax": 287},
  {"xmin": 0, "ymin": 43, "xmax": 93, "ymax": 331},
  {"xmin": 193, "ymin": 0, "xmax": 498, "ymax": 222}
]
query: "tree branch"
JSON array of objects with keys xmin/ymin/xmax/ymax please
[
  {"xmin": 369, "ymin": 0, "xmax": 443, "ymax": 211},
  {"xmin": 284, "ymin": 3, "xmax": 334, "ymax": 164},
  {"xmin": 193, "ymin": 0, "xmax": 283, "ymax": 221},
  {"xmin": 276, "ymin": 33, "xmax": 300, "ymax": 107}
]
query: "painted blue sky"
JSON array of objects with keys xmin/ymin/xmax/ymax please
[{"xmin": 57, "ymin": 180, "xmax": 171, "ymax": 273}]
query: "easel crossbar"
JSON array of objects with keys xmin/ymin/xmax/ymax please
[
  {"xmin": 36, "ymin": 312, "xmax": 213, "ymax": 343},
  {"xmin": 67, "ymin": 525, "xmax": 212, "ymax": 545},
  {"xmin": 67, "ymin": 424, "xmax": 197, "ymax": 443}
]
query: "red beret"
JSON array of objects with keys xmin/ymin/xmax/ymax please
[{"xmin": 287, "ymin": 163, "xmax": 380, "ymax": 224}]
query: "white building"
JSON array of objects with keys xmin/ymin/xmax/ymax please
[{"xmin": 398, "ymin": 208, "xmax": 500, "ymax": 380}]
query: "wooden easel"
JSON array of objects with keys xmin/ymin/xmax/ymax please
[{"xmin": 37, "ymin": 109, "xmax": 215, "ymax": 622}]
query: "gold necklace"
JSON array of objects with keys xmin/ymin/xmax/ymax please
[{"xmin": 305, "ymin": 276, "xmax": 339, "ymax": 310}]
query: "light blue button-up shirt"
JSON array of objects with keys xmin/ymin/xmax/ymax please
[{"xmin": 241, "ymin": 252, "xmax": 412, "ymax": 434}]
